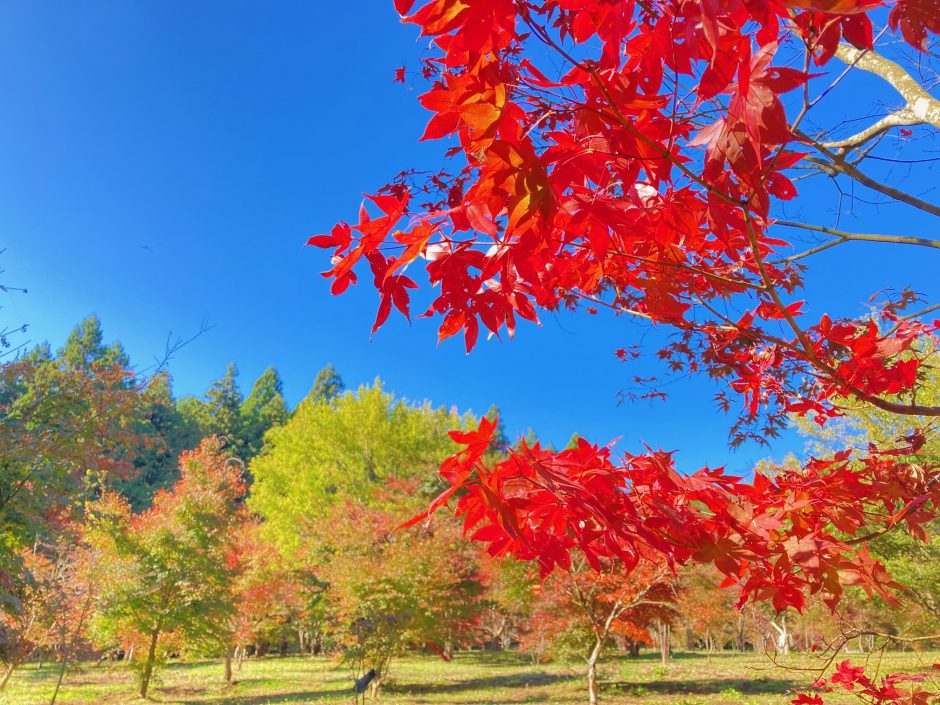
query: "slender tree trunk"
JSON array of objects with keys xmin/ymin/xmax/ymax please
[
  {"xmin": 660, "ymin": 623, "xmax": 670, "ymax": 665},
  {"xmin": 223, "ymin": 651, "xmax": 233, "ymax": 684},
  {"xmin": 0, "ymin": 662, "xmax": 16, "ymax": 691},
  {"xmin": 369, "ymin": 673, "xmax": 383, "ymax": 699},
  {"xmin": 49, "ymin": 587, "xmax": 93, "ymax": 705},
  {"xmin": 138, "ymin": 628, "xmax": 160, "ymax": 699},
  {"xmin": 586, "ymin": 637, "xmax": 603, "ymax": 705},
  {"xmin": 770, "ymin": 616, "xmax": 790, "ymax": 656}
]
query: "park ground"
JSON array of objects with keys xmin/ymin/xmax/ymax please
[{"xmin": 2, "ymin": 651, "xmax": 939, "ymax": 705}]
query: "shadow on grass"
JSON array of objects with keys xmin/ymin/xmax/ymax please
[
  {"xmin": 387, "ymin": 671, "xmax": 578, "ymax": 695},
  {"xmin": 612, "ymin": 676, "xmax": 798, "ymax": 696},
  {"xmin": 445, "ymin": 650, "xmax": 540, "ymax": 667},
  {"xmin": 169, "ymin": 689, "xmax": 352, "ymax": 704}
]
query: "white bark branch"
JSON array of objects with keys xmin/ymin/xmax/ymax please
[{"xmin": 821, "ymin": 43, "xmax": 940, "ymax": 151}]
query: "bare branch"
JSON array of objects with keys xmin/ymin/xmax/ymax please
[
  {"xmin": 799, "ymin": 148, "xmax": 940, "ymax": 219},
  {"xmin": 775, "ymin": 220, "xmax": 940, "ymax": 250}
]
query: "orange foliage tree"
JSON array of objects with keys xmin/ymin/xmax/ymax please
[
  {"xmin": 85, "ymin": 437, "xmax": 247, "ymax": 699},
  {"xmin": 520, "ymin": 556, "xmax": 676, "ymax": 704},
  {"xmin": 311, "ymin": 482, "xmax": 486, "ymax": 696}
]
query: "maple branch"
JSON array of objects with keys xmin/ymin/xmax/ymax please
[
  {"xmin": 774, "ymin": 220, "xmax": 940, "ymax": 251},
  {"xmin": 821, "ymin": 110, "xmax": 920, "ymax": 151},
  {"xmin": 839, "ymin": 627, "xmax": 940, "ymax": 644},
  {"xmin": 832, "ymin": 43, "xmax": 940, "ymax": 142},
  {"xmin": 799, "ymin": 144, "xmax": 940, "ymax": 219},
  {"xmin": 899, "ymin": 302, "xmax": 940, "ymax": 322},
  {"xmin": 578, "ymin": 293, "xmax": 653, "ymax": 321},
  {"xmin": 772, "ymin": 237, "xmax": 845, "ymax": 264},
  {"xmin": 744, "ymin": 212, "xmax": 821, "ymax": 362},
  {"xmin": 744, "ymin": 213, "xmax": 940, "ymax": 417},
  {"xmin": 813, "ymin": 42, "xmax": 940, "ymax": 151}
]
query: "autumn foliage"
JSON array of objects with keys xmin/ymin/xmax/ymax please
[
  {"xmin": 309, "ymin": 1, "xmax": 940, "ymax": 700},
  {"xmin": 312, "ymin": 0, "xmax": 940, "ymax": 614}
]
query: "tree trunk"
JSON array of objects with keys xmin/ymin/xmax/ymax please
[
  {"xmin": 223, "ymin": 651, "xmax": 233, "ymax": 684},
  {"xmin": 660, "ymin": 623, "xmax": 670, "ymax": 665},
  {"xmin": 586, "ymin": 637, "xmax": 603, "ymax": 705},
  {"xmin": 770, "ymin": 615, "xmax": 790, "ymax": 656},
  {"xmin": 369, "ymin": 674, "xmax": 383, "ymax": 699},
  {"xmin": 0, "ymin": 662, "xmax": 16, "ymax": 691},
  {"xmin": 139, "ymin": 628, "xmax": 160, "ymax": 699}
]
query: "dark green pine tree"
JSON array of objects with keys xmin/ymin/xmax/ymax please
[
  {"xmin": 119, "ymin": 372, "xmax": 189, "ymax": 510},
  {"xmin": 58, "ymin": 314, "xmax": 129, "ymax": 370},
  {"xmin": 175, "ymin": 395, "xmax": 211, "ymax": 450},
  {"xmin": 310, "ymin": 364, "xmax": 344, "ymax": 404},
  {"xmin": 203, "ymin": 362, "xmax": 246, "ymax": 458},
  {"xmin": 241, "ymin": 367, "xmax": 289, "ymax": 459}
]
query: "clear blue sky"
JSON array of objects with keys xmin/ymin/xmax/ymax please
[{"xmin": 1, "ymin": 3, "xmax": 936, "ymax": 473}]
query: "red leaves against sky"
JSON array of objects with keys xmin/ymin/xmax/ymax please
[
  {"xmin": 309, "ymin": 0, "xmax": 940, "ymax": 618},
  {"xmin": 310, "ymin": 0, "xmax": 937, "ymax": 427},
  {"xmin": 410, "ymin": 415, "xmax": 935, "ymax": 613},
  {"xmin": 888, "ymin": 0, "xmax": 940, "ymax": 49}
]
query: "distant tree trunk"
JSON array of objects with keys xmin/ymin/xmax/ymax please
[
  {"xmin": 223, "ymin": 651, "xmax": 233, "ymax": 683},
  {"xmin": 735, "ymin": 614, "xmax": 747, "ymax": 652},
  {"xmin": 138, "ymin": 627, "xmax": 161, "ymax": 699},
  {"xmin": 659, "ymin": 623, "xmax": 671, "ymax": 664},
  {"xmin": 770, "ymin": 616, "xmax": 791, "ymax": 655},
  {"xmin": 235, "ymin": 646, "xmax": 245, "ymax": 671},
  {"xmin": 628, "ymin": 640, "xmax": 641, "ymax": 657},
  {"xmin": 125, "ymin": 643, "xmax": 135, "ymax": 663}
]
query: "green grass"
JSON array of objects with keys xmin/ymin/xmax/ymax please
[{"xmin": 1, "ymin": 650, "xmax": 938, "ymax": 705}]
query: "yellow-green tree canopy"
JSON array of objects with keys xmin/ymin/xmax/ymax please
[{"xmin": 247, "ymin": 380, "xmax": 472, "ymax": 556}]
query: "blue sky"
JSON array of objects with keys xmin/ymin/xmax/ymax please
[{"xmin": 1, "ymin": 3, "xmax": 936, "ymax": 473}]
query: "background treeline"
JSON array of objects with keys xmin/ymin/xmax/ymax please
[{"xmin": 1, "ymin": 316, "xmax": 937, "ymax": 702}]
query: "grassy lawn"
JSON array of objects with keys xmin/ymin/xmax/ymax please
[{"xmin": 2, "ymin": 650, "xmax": 937, "ymax": 705}]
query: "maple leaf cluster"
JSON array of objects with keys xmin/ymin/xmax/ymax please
[
  {"xmin": 791, "ymin": 660, "xmax": 939, "ymax": 705},
  {"xmin": 310, "ymin": 0, "xmax": 940, "ymax": 616},
  {"xmin": 407, "ymin": 417, "xmax": 936, "ymax": 612}
]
